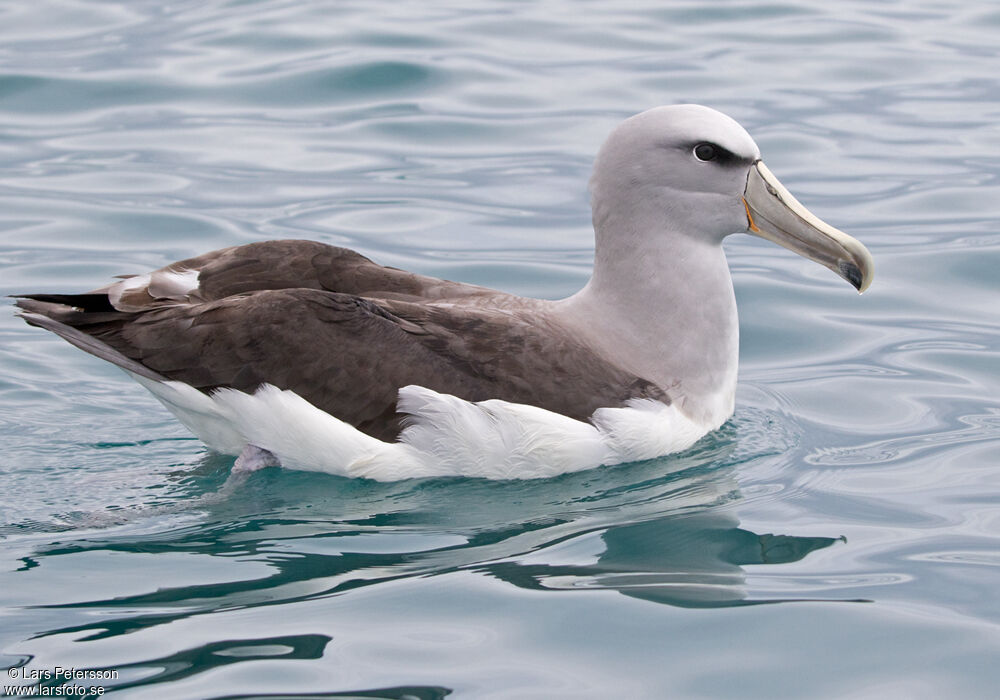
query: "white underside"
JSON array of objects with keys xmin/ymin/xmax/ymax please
[{"xmin": 127, "ymin": 373, "xmax": 720, "ymax": 481}]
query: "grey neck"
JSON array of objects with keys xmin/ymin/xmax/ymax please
[{"xmin": 554, "ymin": 201, "xmax": 739, "ymax": 428}]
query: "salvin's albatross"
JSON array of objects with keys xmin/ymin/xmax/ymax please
[{"xmin": 15, "ymin": 105, "xmax": 873, "ymax": 480}]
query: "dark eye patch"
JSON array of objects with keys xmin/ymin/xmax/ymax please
[{"xmin": 686, "ymin": 141, "xmax": 748, "ymax": 167}]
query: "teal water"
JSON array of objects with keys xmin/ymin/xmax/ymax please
[{"xmin": 2, "ymin": 1, "xmax": 999, "ymax": 697}]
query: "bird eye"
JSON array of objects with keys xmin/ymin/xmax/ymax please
[{"xmin": 694, "ymin": 143, "xmax": 717, "ymax": 162}]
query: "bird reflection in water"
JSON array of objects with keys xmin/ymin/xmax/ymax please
[{"xmin": 479, "ymin": 508, "xmax": 844, "ymax": 608}]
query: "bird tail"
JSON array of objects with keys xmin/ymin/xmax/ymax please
[{"xmin": 13, "ymin": 295, "xmax": 167, "ymax": 382}]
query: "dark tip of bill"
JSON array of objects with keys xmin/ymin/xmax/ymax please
[{"xmin": 839, "ymin": 261, "xmax": 864, "ymax": 291}]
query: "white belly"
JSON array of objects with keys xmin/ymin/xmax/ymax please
[{"xmin": 128, "ymin": 373, "xmax": 724, "ymax": 481}]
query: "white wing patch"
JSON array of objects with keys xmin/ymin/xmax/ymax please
[
  {"xmin": 149, "ymin": 268, "xmax": 201, "ymax": 298},
  {"xmin": 108, "ymin": 268, "xmax": 200, "ymax": 308},
  {"xmin": 130, "ymin": 377, "xmax": 717, "ymax": 481}
]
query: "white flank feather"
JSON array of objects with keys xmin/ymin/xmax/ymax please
[
  {"xmin": 129, "ymin": 377, "xmax": 717, "ymax": 481},
  {"xmin": 592, "ymin": 399, "xmax": 709, "ymax": 463},
  {"xmin": 129, "ymin": 373, "xmax": 245, "ymax": 454},
  {"xmin": 396, "ymin": 386, "xmax": 612, "ymax": 479}
]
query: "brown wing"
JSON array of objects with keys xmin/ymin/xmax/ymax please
[
  {"xmin": 94, "ymin": 240, "xmax": 495, "ymax": 311},
  {"xmin": 18, "ymin": 286, "xmax": 667, "ymax": 441},
  {"xmin": 379, "ymin": 297, "xmax": 670, "ymax": 419}
]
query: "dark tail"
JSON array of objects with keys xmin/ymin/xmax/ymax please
[
  {"xmin": 13, "ymin": 296, "xmax": 168, "ymax": 382},
  {"xmin": 15, "ymin": 293, "xmax": 118, "ymax": 313}
]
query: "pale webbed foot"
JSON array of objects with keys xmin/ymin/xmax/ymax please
[{"xmin": 233, "ymin": 444, "xmax": 280, "ymax": 473}]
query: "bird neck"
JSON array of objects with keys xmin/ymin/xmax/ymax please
[{"xmin": 556, "ymin": 214, "xmax": 739, "ymax": 429}]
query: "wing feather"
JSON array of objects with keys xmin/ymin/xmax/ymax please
[{"xmin": 16, "ymin": 241, "xmax": 671, "ymax": 441}]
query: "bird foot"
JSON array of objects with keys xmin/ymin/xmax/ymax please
[{"xmin": 233, "ymin": 444, "xmax": 280, "ymax": 473}]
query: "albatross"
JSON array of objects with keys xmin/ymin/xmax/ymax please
[{"xmin": 15, "ymin": 105, "xmax": 873, "ymax": 481}]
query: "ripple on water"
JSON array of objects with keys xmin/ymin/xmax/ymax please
[
  {"xmin": 3, "ymin": 0, "xmax": 1000, "ymax": 696},
  {"xmin": 806, "ymin": 409, "xmax": 1000, "ymax": 468}
]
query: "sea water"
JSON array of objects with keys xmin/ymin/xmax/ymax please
[{"xmin": 1, "ymin": 1, "xmax": 999, "ymax": 697}]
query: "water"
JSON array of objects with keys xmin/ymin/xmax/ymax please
[{"xmin": 1, "ymin": 0, "xmax": 999, "ymax": 697}]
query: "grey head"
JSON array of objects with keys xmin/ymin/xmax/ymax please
[{"xmin": 588, "ymin": 104, "xmax": 873, "ymax": 292}]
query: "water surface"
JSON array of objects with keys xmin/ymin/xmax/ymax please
[{"xmin": 1, "ymin": 1, "xmax": 999, "ymax": 698}]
